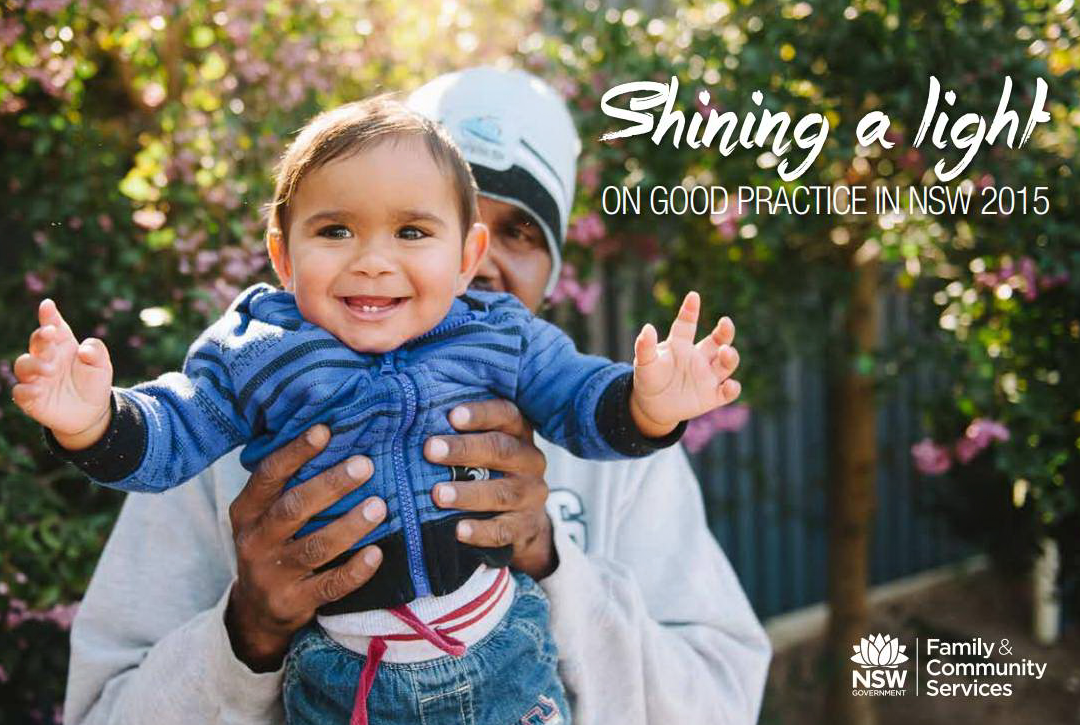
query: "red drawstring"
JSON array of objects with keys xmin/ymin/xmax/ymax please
[
  {"xmin": 350, "ymin": 637, "xmax": 387, "ymax": 725},
  {"xmin": 347, "ymin": 570, "xmax": 510, "ymax": 725},
  {"xmin": 349, "ymin": 602, "xmax": 472, "ymax": 725}
]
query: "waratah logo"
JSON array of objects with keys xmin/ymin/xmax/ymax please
[{"xmin": 851, "ymin": 633, "xmax": 909, "ymax": 668}]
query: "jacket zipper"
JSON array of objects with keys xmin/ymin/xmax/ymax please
[{"xmin": 383, "ymin": 352, "xmax": 431, "ymax": 597}]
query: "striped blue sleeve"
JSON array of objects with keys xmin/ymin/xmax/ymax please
[
  {"xmin": 513, "ymin": 313, "xmax": 635, "ymax": 460},
  {"xmin": 46, "ymin": 314, "xmax": 255, "ymax": 494}
]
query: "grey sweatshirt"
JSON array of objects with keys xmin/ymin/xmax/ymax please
[{"xmin": 63, "ymin": 440, "xmax": 771, "ymax": 725}]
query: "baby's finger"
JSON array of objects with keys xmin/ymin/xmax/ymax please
[
  {"xmin": 37, "ymin": 299, "xmax": 72, "ymax": 335},
  {"xmin": 717, "ymin": 345, "xmax": 743, "ymax": 373},
  {"xmin": 28, "ymin": 325, "xmax": 57, "ymax": 358},
  {"xmin": 714, "ymin": 316, "xmax": 735, "ymax": 346},
  {"xmin": 696, "ymin": 317, "xmax": 727, "ymax": 358},
  {"xmin": 634, "ymin": 323, "xmax": 659, "ymax": 367},
  {"xmin": 13, "ymin": 353, "xmax": 53, "ymax": 382},
  {"xmin": 667, "ymin": 291, "xmax": 701, "ymax": 342},
  {"xmin": 11, "ymin": 382, "xmax": 41, "ymax": 412},
  {"xmin": 77, "ymin": 338, "xmax": 111, "ymax": 370},
  {"xmin": 716, "ymin": 378, "xmax": 742, "ymax": 406}
]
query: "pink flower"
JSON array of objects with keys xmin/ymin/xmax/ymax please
[
  {"xmin": 578, "ymin": 164, "xmax": 601, "ymax": 194},
  {"xmin": 954, "ymin": 436, "xmax": 983, "ymax": 464},
  {"xmin": 911, "ymin": 438, "xmax": 951, "ymax": 475},
  {"xmin": 575, "ymin": 281, "xmax": 601, "ymax": 314},
  {"xmin": 133, "ymin": 208, "xmax": 166, "ymax": 231},
  {"xmin": 0, "ymin": 18, "xmax": 24, "ymax": 46},
  {"xmin": 27, "ymin": 0, "xmax": 69, "ymax": 12},
  {"xmin": 548, "ymin": 264, "xmax": 603, "ymax": 315},
  {"xmin": 1018, "ymin": 257, "xmax": 1038, "ymax": 301},
  {"xmin": 548, "ymin": 263, "xmax": 582, "ymax": 306},
  {"xmin": 0, "ymin": 359, "xmax": 16, "ymax": 387},
  {"xmin": 24, "ymin": 271, "xmax": 46, "ymax": 294},
  {"xmin": 1038, "ymin": 271, "xmax": 1069, "ymax": 291},
  {"xmin": 683, "ymin": 404, "xmax": 751, "ymax": 453},
  {"xmin": 567, "ymin": 212, "xmax": 606, "ymax": 246},
  {"xmin": 141, "ymin": 82, "xmax": 166, "ymax": 108},
  {"xmin": 954, "ymin": 417, "xmax": 1010, "ymax": 464}
]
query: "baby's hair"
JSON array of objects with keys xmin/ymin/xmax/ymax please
[{"xmin": 266, "ymin": 94, "xmax": 478, "ymax": 242}]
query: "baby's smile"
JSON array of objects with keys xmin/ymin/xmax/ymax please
[{"xmin": 339, "ymin": 295, "xmax": 409, "ymax": 322}]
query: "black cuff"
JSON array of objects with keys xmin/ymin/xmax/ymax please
[
  {"xmin": 43, "ymin": 390, "xmax": 147, "ymax": 483},
  {"xmin": 595, "ymin": 372, "xmax": 687, "ymax": 457}
]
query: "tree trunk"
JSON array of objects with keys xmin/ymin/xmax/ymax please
[{"xmin": 823, "ymin": 244, "xmax": 880, "ymax": 725}]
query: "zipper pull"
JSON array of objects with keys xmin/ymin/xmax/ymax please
[{"xmin": 381, "ymin": 354, "xmax": 394, "ymax": 374}]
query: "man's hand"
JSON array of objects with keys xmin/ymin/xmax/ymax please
[
  {"xmin": 226, "ymin": 425, "xmax": 386, "ymax": 672},
  {"xmin": 424, "ymin": 399, "xmax": 557, "ymax": 581},
  {"xmin": 631, "ymin": 291, "xmax": 741, "ymax": 437}
]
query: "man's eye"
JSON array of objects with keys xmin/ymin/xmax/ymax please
[
  {"xmin": 501, "ymin": 224, "xmax": 542, "ymax": 249},
  {"xmin": 398, "ymin": 225, "xmax": 428, "ymax": 241},
  {"xmin": 317, "ymin": 224, "xmax": 351, "ymax": 239}
]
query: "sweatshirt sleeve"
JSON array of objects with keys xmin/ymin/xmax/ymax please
[
  {"xmin": 63, "ymin": 454, "xmax": 285, "ymax": 725},
  {"xmin": 539, "ymin": 445, "xmax": 772, "ymax": 725},
  {"xmin": 46, "ymin": 322, "xmax": 253, "ymax": 494},
  {"xmin": 515, "ymin": 313, "xmax": 684, "ymax": 460}
]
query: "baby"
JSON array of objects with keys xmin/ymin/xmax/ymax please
[{"xmin": 13, "ymin": 97, "xmax": 740, "ymax": 725}]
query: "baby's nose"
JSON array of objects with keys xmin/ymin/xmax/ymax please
[{"xmin": 349, "ymin": 242, "xmax": 396, "ymax": 276}]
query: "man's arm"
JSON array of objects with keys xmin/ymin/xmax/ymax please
[
  {"xmin": 64, "ymin": 429, "xmax": 386, "ymax": 725},
  {"xmin": 540, "ymin": 443, "xmax": 771, "ymax": 725},
  {"xmin": 63, "ymin": 460, "xmax": 283, "ymax": 725}
]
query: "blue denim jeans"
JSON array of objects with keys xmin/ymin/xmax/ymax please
[{"xmin": 284, "ymin": 572, "xmax": 571, "ymax": 725}]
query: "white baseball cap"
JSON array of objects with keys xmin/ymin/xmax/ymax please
[{"xmin": 407, "ymin": 67, "xmax": 581, "ymax": 295}]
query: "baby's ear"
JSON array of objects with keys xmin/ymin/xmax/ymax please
[
  {"xmin": 455, "ymin": 222, "xmax": 489, "ymax": 294},
  {"xmin": 266, "ymin": 229, "xmax": 293, "ymax": 289}
]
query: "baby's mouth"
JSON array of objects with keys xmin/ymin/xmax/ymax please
[{"xmin": 340, "ymin": 295, "xmax": 406, "ymax": 320}]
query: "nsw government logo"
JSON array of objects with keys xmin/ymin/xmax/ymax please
[{"xmin": 850, "ymin": 633, "xmax": 909, "ymax": 696}]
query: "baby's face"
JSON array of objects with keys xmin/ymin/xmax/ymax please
[{"xmin": 271, "ymin": 137, "xmax": 484, "ymax": 353}]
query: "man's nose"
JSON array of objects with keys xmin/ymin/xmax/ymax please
[{"xmin": 471, "ymin": 248, "xmax": 505, "ymax": 292}]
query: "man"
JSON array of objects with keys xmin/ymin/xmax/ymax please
[{"xmin": 63, "ymin": 67, "xmax": 771, "ymax": 725}]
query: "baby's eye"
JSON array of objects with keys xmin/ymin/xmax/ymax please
[
  {"xmin": 397, "ymin": 225, "xmax": 429, "ymax": 241},
  {"xmin": 317, "ymin": 224, "xmax": 352, "ymax": 239}
]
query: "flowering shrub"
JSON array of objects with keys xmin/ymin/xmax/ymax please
[{"xmin": 0, "ymin": 1, "xmax": 533, "ymax": 720}]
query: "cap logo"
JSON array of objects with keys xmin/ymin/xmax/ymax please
[{"xmin": 460, "ymin": 115, "xmax": 503, "ymax": 145}]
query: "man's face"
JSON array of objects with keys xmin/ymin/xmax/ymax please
[{"xmin": 470, "ymin": 196, "xmax": 552, "ymax": 313}]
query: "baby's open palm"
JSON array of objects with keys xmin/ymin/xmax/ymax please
[
  {"xmin": 632, "ymin": 291, "xmax": 741, "ymax": 429},
  {"xmin": 12, "ymin": 299, "xmax": 113, "ymax": 438}
]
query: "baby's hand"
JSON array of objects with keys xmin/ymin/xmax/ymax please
[
  {"xmin": 12, "ymin": 299, "xmax": 114, "ymax": 450},
  {"xmin": 630, "ymin": 291, "xmax": 741, "ymax": 438}
]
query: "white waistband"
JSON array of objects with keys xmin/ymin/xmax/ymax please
[{"xmin": 318, "ymin": 566, "xmax": 515, "ymax": 663}]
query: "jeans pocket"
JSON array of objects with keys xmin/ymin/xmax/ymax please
[{"xmin": 418, "ymin": 683, "xmax": 475, "ymax": 725}]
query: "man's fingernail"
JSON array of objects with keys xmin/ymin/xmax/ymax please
[
  {"xmin": 363, "ymin": 547, "xmax": 382, "ymax": 566},
  {"xmin": 347, "ymin": 457, "xmax": 368, "ymax": 480},
  {"xmin": 457, "ymin": 521, "xmax": 473, "ymax": 540},
  {"xmin": 436, "ymin": 485, "xmax": 457, "ymax": 505},
  {"xmin": 450, "ymin": 406, "xmax": 470, "ymax": 427},
  {"xmin": 362, "ymin": 498, "xmax": 385, "ymax": 522},
  {"xmin": 429, "ymin": 438, "xmax": 449, "ymax": 460},
  {"xmin": 307, "ymin": 426, "xmax": 327, "ymax": 445}
]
